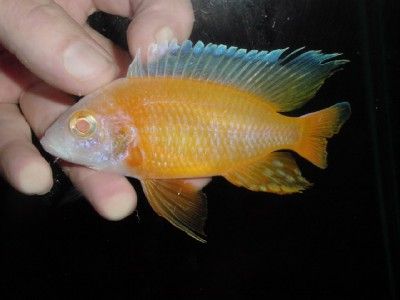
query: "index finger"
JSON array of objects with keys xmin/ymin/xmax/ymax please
[
  {"xmin": 87, "ymin": 0, "xmax": 194, "ymax": 57},
  {"xmin": 127, "ymin": 0, "xmax": 194, "ymax": 56}
]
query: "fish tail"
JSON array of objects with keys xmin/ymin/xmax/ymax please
[{"xmin": 295, "ymin": 102, "xmax": 351, "ymax": 169}]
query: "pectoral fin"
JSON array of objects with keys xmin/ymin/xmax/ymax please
[
  {"xmin": 223, "ymin": 152, "xmax": 311, "ymax": 194},
  {"xmin": 141, "ymin": 179, "xmax": 207, "ymax": 243}
]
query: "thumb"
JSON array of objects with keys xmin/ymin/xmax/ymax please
[{"xmin": 0, "ymin": 1, "xmax": 118, "ymax": 95}]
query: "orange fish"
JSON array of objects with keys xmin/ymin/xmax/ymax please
[{"xmin": 41, "ymin": 40, "xmax": 351, "ymax": 242}]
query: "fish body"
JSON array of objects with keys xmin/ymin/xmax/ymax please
[
  {"xmin": 82, "ymin": 77, "xmax": 301, "ymax": 179},
  {"xmin": 41, "ymin": 41, "xmax": 351, "ymax": 242}
]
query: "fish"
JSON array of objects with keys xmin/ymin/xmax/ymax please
[{"xmin": 40, "ymin": 40, "xmax": 351, "ymax": 242}]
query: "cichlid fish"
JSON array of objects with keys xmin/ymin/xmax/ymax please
[{"xmin": 41, "ymin": 40, "xmax": 351, "ymax": 242}]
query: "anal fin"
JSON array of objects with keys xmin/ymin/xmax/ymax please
[
  {"xmin": 223, "ymin": 152, "xmax": 311, "ymax": 194},
  {"xmin": 141, "ymin": 179, "xmax": 207, "ymax": 243}
]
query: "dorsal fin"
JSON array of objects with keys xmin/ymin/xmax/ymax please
[{"xmin": 127, "ymin": 40, "xmax": 348, "ymax": 112}]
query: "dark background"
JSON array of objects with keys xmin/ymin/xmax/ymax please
[{"xmin": 1, "ymin": 0, "xmax": 399, "ymax": 298}]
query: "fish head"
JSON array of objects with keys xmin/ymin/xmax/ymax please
[{"xmin": 40, "ymin": 96, "xmax": 137, "ymax": 172}]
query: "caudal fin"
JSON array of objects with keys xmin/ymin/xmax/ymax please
[{"xmin": 296, "ymin": 102, "xmax": 351, "ymax": 169}]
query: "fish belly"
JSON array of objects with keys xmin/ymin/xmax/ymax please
[{"xmin": 118, "ymin": 78, "xmax": 299, "ymax": 178}]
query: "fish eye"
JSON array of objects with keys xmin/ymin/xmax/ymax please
[{"xmin": 69, "ymin": 111, "xmax": 97, "ymax": 138}]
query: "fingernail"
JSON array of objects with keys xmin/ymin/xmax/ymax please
[
  {"xmin": 148, "ymin": 27, "xmax": 176, "ymax": 63},
  {"xmin": 63, "ymin": 42, "xmax": 114, "ymax": 80},
  {"xmin": 155, "ymin": 26, "xmax": 175, "ymax": 44}
]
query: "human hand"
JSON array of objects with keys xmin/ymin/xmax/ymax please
[{"xmin": 0, "ymin": 0, "xmax": 210, "ymax": 220}]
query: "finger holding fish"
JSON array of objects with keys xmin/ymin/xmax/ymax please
[
  {"xmin": 125, "ymin": 0, "xmax": 194, "ymax": 60},
  {"xmin": 80, "ymin": 0, "xmax": 195, "ymax": 59},
  {"xmin": 0, "ymin": 0, "xmax": 119, "ymax": 96},
  {"xmin": 0, "ymin": 103, "xmax": 52, "ymax": 195},
  {"xmin": 19, "ymin": 81, "xmax": 137, "ymax": 220},
  {"xmin": 0, "ymin": 0, "xmax": 194, "ymax": 96}
]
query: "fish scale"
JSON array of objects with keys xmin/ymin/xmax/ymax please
[{"xmin": 107, "ymin": 77, "xmax": 301, "ymax": 178}]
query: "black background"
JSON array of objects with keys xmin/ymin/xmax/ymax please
[{"xmin": 1, "ymin": 0, "xmax": 399, "ymax": 298}]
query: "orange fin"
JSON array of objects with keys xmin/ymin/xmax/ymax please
[
  {"xmin": 223, "ymin": 152, "xmax": 311, "ymax": 195},
  {"xmin": 296, "ymin": 102, "xmax": 351, "ymax": 169},
  {"xmin": 141, "ymin": 179, "xmax": 207, "ymax": 243}
]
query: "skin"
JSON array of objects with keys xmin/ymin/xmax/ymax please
[{"xmin": 0, "ymin": 0, "xmax": 210, "ymax": 221}]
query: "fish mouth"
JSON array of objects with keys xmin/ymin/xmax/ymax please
[{"xmin": 40, "ymin": 135, "xmax": 71, "ymax": 161}]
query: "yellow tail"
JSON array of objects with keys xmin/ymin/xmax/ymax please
[{"xmin": 295, "ymin": 102, "xmax": 351, "ymax": 169}]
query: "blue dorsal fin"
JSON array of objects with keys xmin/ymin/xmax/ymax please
[{"xmin": 127, "ymin": 40, "xmax": 348, "ymax": 112}]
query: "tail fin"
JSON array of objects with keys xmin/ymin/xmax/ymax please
[{"xmin": 296, "ymin": 102, "xmax": 351, "ymax": 169}]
